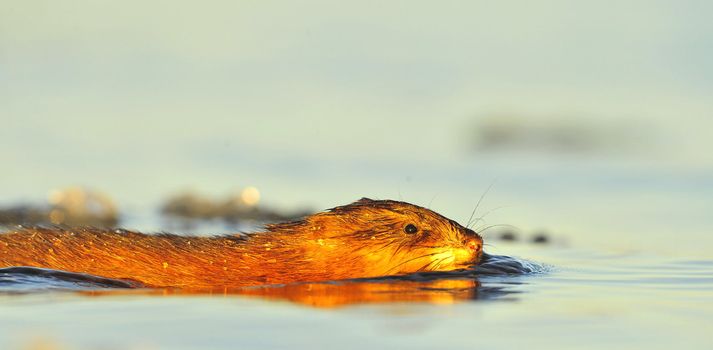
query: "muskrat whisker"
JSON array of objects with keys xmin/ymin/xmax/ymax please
[
  {"xmin": 418, "ymin": 259, "xmax": 438, "ymax": 272},
  {"xmin": 384, "ymin": 251, "xmax": 447, "ymax": 275},
  {"xmin": 430, "ymin": 255, "xmax": 452, "ymax": 271},
  {"xmin": 469, "ymin": 205, "xmax": 512, "ymax": 230},
  {"xmin": 391, "ymin": 240, "xmax": 416, "ymax": 258},
  {"xmin": 427, "ymin": 194, "xmax": 439, "ymax": 209},
  {"xmin": 373, "ymin": 241, "xmax": 399, "ymax": 254},
  {"xmin": 426, "ymin": 258, "xmax": 445, "ymax": 270},
  {"xmin": 418, "ymin": 255, "xmax": 449, "ymax": 272},
  {"xmin": 475, "ymin": 223, "xmax": 521, "ymax": 235},
  {"xmin": 466, "ymin": 180, "xmax": 497, "ymax": 229},
  {"xmin": 413, "ymin": 245, "xmax": 450, "ymax": 249}
]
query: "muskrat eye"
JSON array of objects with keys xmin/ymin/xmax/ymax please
[{"xmin": 404, "ymin": 224, "xmax": 418, "ymax": 234}]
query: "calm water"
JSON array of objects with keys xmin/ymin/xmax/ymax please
[{"xmin": 0, "ymin": 229, "xmax": 711, "ymax": 349}]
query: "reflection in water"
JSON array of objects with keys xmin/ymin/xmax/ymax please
[
  {"xmin": 236, "ymin": 279, "xmax": 481, "ymax": 307},
  {"xmin": 0, "ymin": 252, "xmax": 542, "ymax": 307}
]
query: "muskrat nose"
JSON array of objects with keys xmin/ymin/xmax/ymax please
[
  {"xmin": 467, "ymin": 239, "xmax": 482, "ymax": 253},
  {"xmin": 463, "ymin": 228, "xmax": 483, "ymax": 254}
]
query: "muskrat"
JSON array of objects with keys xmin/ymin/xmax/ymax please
[{"xmin": 0, "ymin": 198, "xmax": 483, "ymax": 290}]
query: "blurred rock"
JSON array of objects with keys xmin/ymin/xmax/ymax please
[
  {"xmin": 161, "ymin": 192, "xmax": 217, "ymax": 220},
  {"xmin": 468, "ymin": 115, "xmax": 649, "ymax": 155},
  {"xmin": 532, "ymin": 232, "xmax": 550, "ymax": 244},
  {"xmin": 499, "ymin": 230, "xmax": 519, "ymax": 241},
  {"xmin": 0, "ymin": 206, "xmax": 47, "ymax": 225},
  {"xmin": 161, "ymin": 188, "xmax": 312, "ymax": 225},
  {"xmin": 0, "ymin": 187, "xmax": 119, "ymax": 227}
]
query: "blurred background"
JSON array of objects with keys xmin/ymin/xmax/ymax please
[{"xmin": 1, "ymin": 0, "xmax": 712, "ymax": 257}]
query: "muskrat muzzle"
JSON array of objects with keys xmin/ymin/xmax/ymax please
[{"xmin": 464, "ymin": 228, "xmax": 484, "ymax": 265}]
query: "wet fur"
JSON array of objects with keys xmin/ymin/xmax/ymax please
[{"xmin": 0, "ymin": 198, "xmax": 482, "ymax": 289}]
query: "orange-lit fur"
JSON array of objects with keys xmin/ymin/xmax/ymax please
[{"xmin": 0, "ymin": 199, "xmax": 483, "ymax": 289}]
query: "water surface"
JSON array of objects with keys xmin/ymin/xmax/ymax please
[{"xmin": 1, "ymin": 238, "xmax": 710, "ymax": 350}]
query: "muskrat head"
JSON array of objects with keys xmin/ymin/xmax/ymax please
[{"xmin": 300, "ymin": 198, "xmax": 483, "ymax": 278}]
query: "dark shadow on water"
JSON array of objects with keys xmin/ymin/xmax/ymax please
[{"xmin": 0, "ymin": 252, "xmax": 545, "ymax": 307}]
